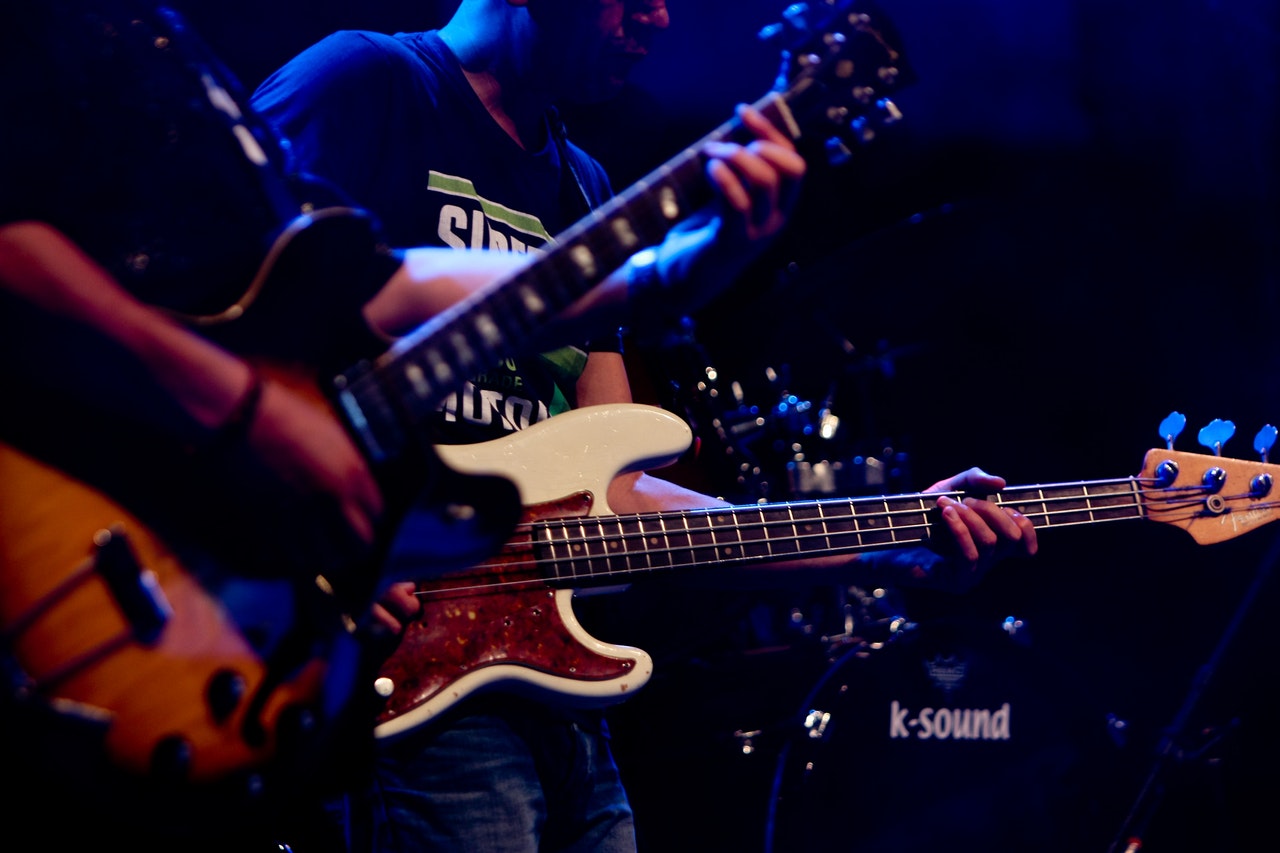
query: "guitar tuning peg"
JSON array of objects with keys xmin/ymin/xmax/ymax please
[
  {"xmin": 758, "ymin": 2, "xmax": 813, "ymax": 43},
  {"xmin": 1254, "ymin": 424, "xmax": 1278, "ymax": 462},
  {"xmin": 1197, "ymin": 418, "xmax": 1236, "ymax": 456},
  {"xmin": 825, "ymin": 136, "xmax": 853, "ymax": 166},
  {"xmin": 1159, "ymin": 411, "xmax": 1187, "ymax": 449},
  {"xmin": 876, "ymin": 97, "xmax": 904, "ymax": 124},
  {"xmin": 849, "ymin": 115, "xmax": 877, "ymax": 144}
]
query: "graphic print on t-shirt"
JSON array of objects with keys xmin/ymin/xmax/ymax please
[
  {"xmin": 429, "ymin": 171, "xmax": 553, "ymax": 254},
  {"xmin": 427, "ymin": 170, "xmax": 581, "ymax": 443}
]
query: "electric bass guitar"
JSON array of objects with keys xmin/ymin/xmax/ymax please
[
  {"xmin": 372, "ymin": 405, "xmax": 1280, "ymax": 738},
  {"xmin": 0, "ymin": 0, "xmax": 911, "ymax": 819}
]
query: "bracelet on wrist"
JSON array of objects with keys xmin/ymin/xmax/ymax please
[{"xmin": 203, "ymin": 366, "xmax": 265, "ymax": 454}]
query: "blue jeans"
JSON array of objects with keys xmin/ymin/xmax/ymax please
[{"xmin": 343, "ymin": 699, "xmax": 636, "ymax": 853}]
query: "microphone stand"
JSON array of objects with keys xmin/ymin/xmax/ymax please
[{"xmin": 1106, "ymin": 530, "xmax": 1280, "ymax": 852}]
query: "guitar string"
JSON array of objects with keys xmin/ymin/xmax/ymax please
[
  {"xmin": 422, "ymin": 485, "xmax": 1201, "ymax": 589},
  {"xmin": 503, "ymin": 480, "xmax": 1179, "ymax": 551},
  {"xmin": 411, "ymin": 481, "xmax": 1265, "ymax": 597}
]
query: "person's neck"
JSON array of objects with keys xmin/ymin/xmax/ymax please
[{"xmin": 439, "ymin": 16, "xmax": 552, "ymax": 151}]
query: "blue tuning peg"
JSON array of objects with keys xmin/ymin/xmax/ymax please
[
  {"xmin": 1197, "ymin": 419, "xmax": 1236, "ymax": 456},
  {"xmin": 1254, "ymin": 424, "xmax": 1278, "ymax": 462},
  {"xmin": 1159, "ymin": 412, "xmax": 1186, "ymax": 449}
]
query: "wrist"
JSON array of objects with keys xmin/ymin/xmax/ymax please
[
  {"xmin": 858, "ymin": 548, "xmax": 941, "ymax": 588},
  {"xmin": 199, "ymin": 364, "xmax": 265, "ymax": 454},
  {"xmin": 625, "ymin": 248, "xmax": 682, "ymax": 336}
]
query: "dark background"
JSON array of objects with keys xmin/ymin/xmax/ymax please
[{"xmin": 181, "ymin": 1, "xmax": 1280, "ymax": 850}]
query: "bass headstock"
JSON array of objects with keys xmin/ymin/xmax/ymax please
[
  {"xmin": 1138, "ymin": 414, "xmax": 1280, "ymax": 545},
  {"xmin": 759, "ymin": 0, "xmax": 914, "ymax": 161}
]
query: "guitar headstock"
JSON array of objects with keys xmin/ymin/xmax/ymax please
[
  {"xmin": 759, "ymin": 0, "xmax": 913, "ymax": 161},
  {"xmin": 1138, "ymin": 446, "xmax": 1280, "ymax": 545}
]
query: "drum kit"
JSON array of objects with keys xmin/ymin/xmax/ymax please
[
  {"xmin": 658, "ymin": 324, "xmax": 915, "ymax": 508},
  {"xmin": 652, "ymin": 321, "xmax": 922, "ymax": 654},
  {"xmin": 633, "ymin": 324, "xmax": 1114, "ymax": 851},
  {"xmin": 619, "ymin": 322, "xmax": 1268, "ymax": 850}
]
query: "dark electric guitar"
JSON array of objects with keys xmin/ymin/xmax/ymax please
[
  {"xmin": 0, "ymin": 0, "xmax": 910, "ymax": 819},
  {"xmin": 372, "ymin": 407, "xmax": 1280, "ymax": 738}
]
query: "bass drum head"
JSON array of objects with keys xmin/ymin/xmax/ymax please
[{"xmin": 765, "ymin": 612, "xmax": 1120, "ymax": 852}]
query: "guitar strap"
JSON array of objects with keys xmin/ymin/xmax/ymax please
[
  {"xmin": 153, "ymin": 5, "xmax": 304, "ymax": 235},
  {"xmin": 548, "ymin": 106, "xmax": 603, "ymax": 221},
  {"xmin": 547, "ymin": 106, "xmax": 626, "ymax": 357}
]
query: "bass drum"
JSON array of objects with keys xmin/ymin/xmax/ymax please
[{"xmin": 764, "ymin": 611, "xmax": 1119, "ymax": 853}]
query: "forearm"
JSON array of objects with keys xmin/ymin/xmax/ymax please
[
  {"xmin": 606, "ymin": 470, "xmax": 731, "ymax": 515},
  {"xmin": 360, "ymin": 222, "xmax": 743, "ymax": 357},
  {"xmin": 564, "ymin": 216, "xmax": 747, "ymax": 341},
  {"xmin": 0, "ymin": 221, "xmax": 256, "ymax": 439},
  {"xmin": 364, "ymin": 246, "xmax": 637, "ymax": 359}
]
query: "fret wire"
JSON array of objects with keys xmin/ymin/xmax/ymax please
[
  {"xmin": 689, "ymin": 510, "xmax": 716, "ymax": 562},
  {"xmin": 592, "ymin": 516, "xmax": 614, "ymax": 578},
  {"xmin": 785, "ymin": 504, "xmax": 798, "ymax": 557},
  {"xmin": 560, "ymin": 512, "xmax": 581, "ymax": 578},
  {"xmin": 731, "ymin": 507, "xmax": 745, "ymax": 562},
  {"xmin": 656, "ymin": 514, "xmax": 672, "ymax": 569},
  {"xmin": 536, "ymin": 520, "xmax": 567, "ymax": 582},
  {"xmin": 632, "ymin": 513, "xmax": 660, "ymax": 570},
  {"xmin": 627, "ymin": 515, "xmax": 653, "ymax": 572},
  {"xmin": 580, "ymin": 516, "xmax": 596, "ymax": 578},
  {"xmin": 589, "ymin": 517, "xmax": 610, "ymax": 578},
  {"xmin": 595, "ymin": 516, "xmax": 617, "ymax": 577},
  {"xmin": 678, "ymin": 510, "xmax": 693, "ymax": 567},
  {"xmin": 571, "ymin": 518, "xmax": 594, "ymax": 580},
  {"xmin": 816, "ymin": 501, "xmax": 833, "ymax": 553},
  {"xmin": 601, "ymin": 516, "xmax": 625, "ymax": 575},
  {"xmin": 752, "ymin": 499, "xmax": 773, "ymax": 558}
]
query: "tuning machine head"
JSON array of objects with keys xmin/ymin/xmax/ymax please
[
  {"xmin": 1254, "ymin": 424, "xmax": 1278, "ymax": 462},
  {"xmin": 761, "ymin": 0, "xmax": 911, "ymax": 164},
  {"xmin": 1197, "ymin": 418, "xmax": 1236, "ymax": 457}
]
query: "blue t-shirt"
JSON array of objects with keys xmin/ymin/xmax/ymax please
[{"xmin": 253, "ymin": 30, "xmax": 621, "ymax": 444}]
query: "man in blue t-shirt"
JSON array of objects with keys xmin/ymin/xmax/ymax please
[{"xmin": 252, "ymin": 2, "xmax": 1038, "ymax": 851}]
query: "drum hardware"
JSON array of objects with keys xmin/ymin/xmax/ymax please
[
  {"xmin": 763, "ymin": 606, "xmax": 1105, "ymax": 852},
  {"xmin": 802, "ymin": 708, "xmax": 832, "ymax": 741},
  {"xmin": 761, "ymin": 638, "xmax": 876, "ymax": 853},
  {"xmin": 732, "ymin": 728, "xmax": 764, "ymax": 755},
  {"xmin": 1107, "ymin": 529, "xmax": 1280, "ymax": 852},
  {"xmin": 1105, "ymin": 712, "xmax": 1130, "ymax": 748},
  {"xmin": 816, "ymin": 584, "xmax": 916, "ymax": 656},
  {"xmin": 1000, "ymin": 614, "xmax": 1035, "ymax": 650}
]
